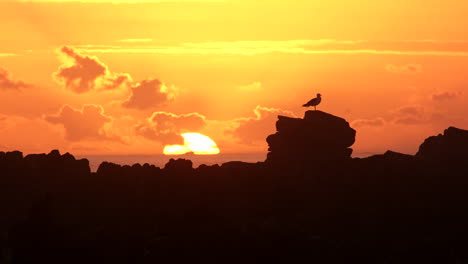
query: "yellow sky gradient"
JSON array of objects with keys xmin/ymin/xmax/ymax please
[{"xmin": 1, "ymin": 0, "xmax": 468, "ymax": 156}]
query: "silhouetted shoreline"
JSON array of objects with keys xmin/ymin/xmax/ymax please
[
  {"xmin": 76, "ymin": 153, "xmax": 267, "ymax": 172},
  {"xmin": 2, "ymin": 111, "xmax": 468, "ymax": 263}
]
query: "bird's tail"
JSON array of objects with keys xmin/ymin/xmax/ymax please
[{"xmin": 302, "ymin": 103, "xmax": 308, "ymax": 107}]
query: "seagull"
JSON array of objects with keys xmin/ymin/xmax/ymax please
[{"xmin": 303, "ymin": 93, "xmax": 322, "ymax": 110}]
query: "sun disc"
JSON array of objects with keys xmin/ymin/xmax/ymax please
[{"xmin": 163, "ymin": 133, "xmax": 220, "ymax": 155}]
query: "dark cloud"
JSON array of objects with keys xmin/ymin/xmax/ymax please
[
  {"xmin": 45, "ymin": 104, "xmax": 115, "ymax": 141},
  {"xmin": 228, "ymin": 106, "xmax": 294, "ymax": 145},
  {"xmin": 353, "ymin": 104, "xmax": 443, "ymax": 128},
  {"xmin": 0, "ymin": 67, "xmax": 33, "ymax": 90},
  {"xmin": 392, "ymin": 105, "xmax": 427, "ymax": 125},
  {"xmin": 54, "ymin": 46, "xmax": 131, "ymax": 93},
  {"xmin": 122, "ymin": 79, "xmax": 177, "ymax": 110},
  {"xmin": 101, "ymin": 73, "xmax": 132, "ymax": 90},
  {"xmin": 431, "ymin": 90, "xmax": 463, "ymax": 101},
  {"xmin": 393, "ymin": 116, "xmax": 426, "ymax": 125},
  {"xmin": 54, "ymin": 46, "xmax": 179, "ymax": 110},
  {"xmin": 0, "ymin": 115, "xmax": 6, "ymax": 128},
  {"xmin": 396, "ymin": 105, "xmax": 425, "ymax": 117},
  {"xmin": 385, "ymin": 64, "xmax": 422, "ymax": 74},
  {"xmin": 136, "ymin": 112, "xmax": 206, "ymax": 145},
  {"xmin": 351, "ymin": 117, "xmax": 385, "ymax": 128}
]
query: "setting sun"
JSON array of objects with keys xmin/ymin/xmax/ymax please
[{"xmin": 163, "ymin": 133, "xmax": 220, "ymax": 155}]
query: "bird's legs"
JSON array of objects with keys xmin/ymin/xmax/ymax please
[{"xmin": 314, "ymin": 106, "xmax": 316, "ymax": 111}]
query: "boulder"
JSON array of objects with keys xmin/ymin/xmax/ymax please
[
  {"xmin": 266, "ymin": 110, "xmax": 356, "ymax": 166},
  {"xmin": 164, "ymin": 158, "xmax": 193, "ymax": 172},
  {"xmin": 416, "ymin": 127, "xmax": 468, "ymax": 162}
]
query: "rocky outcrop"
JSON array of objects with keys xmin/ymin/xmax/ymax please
[
  {"xmin": 0, "ymin": 149, "xmax": 90, "ymax": 176},
  {"xmin": 266, "ymin": 110, "xmax": 356, "ymax": 165},
  {"xmin": 416, "ymin": 127, "xmax": 468, "ymax": 161},
  {"xmin": 24, "ymin": 150, "xmax": 90, "ymax": 176},
  {"xmin": 164, "ymin": 158, "xmax": 193, "ymax": 172}
]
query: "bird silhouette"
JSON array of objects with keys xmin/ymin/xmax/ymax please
[{"xmin": 303, "ymin": 93, "xmax": 322, "ymax": 110}]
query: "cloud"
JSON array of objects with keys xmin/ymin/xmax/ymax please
[
  {"xmin": 385, "ymin": 64, "xmax": 422, "ymax": 74},
  {"xmin": 386, "ymin": 104, "xmax": 459, "ymax": 127},
  {"xmin": 45, "ymin": 104, "xmax": 116, "ymax": 141},
  {"xmin": 0, "ymin": 67, "xmax": 33, "ymax": 90},
  {"xmin": 135, "ymin": 112, "xmax": 206, "ymax": 145},
  {"xmin": 228, "ymin": 106, "xmax": 295, "ymax": 145},
  {"xmin": 351, "ymin": 117, "xmax": 385, "ymax": 128},
  {"xmin": 21, "ymin": 0, "xmax": 226, "ymax": 2},
  {"xmin": 238, "ymin": 82, "xmax": 262, "ymax": 92},
  {"xmin": 394, "ymin": 116, "xmax": 426, "ymax": 125},
  {"xmin": 0, "ymin": 115, "xmax": 7, "ymax": 129},
  {"xmin": 0, "ymin": 53, "xmax": 16, "ymax": 57},
  {"xmin": 122, "ymin": 79, "xmax": 178, "ymax": 110},
  {"xmin": 55, "ymin": 46, "xmax": 179, "ymax": 108},
  {"xmin": 431, "ymin": 90, "xmax": 463, "ymax": 101},
  {"xmin": 395, "ymin": 105, "xmax": 425, "ymax": 117},
  {"xmin": 54, "ymin": 46, "xmax": 131, "ymax": 93},
  {"xmin": 0, "ymin": 114, "xmax": 67, "ymax": 153},
  {"xmin": 76, "ymin": 39, "xmax": 468, "ymax": 56},
  {"xmin": 118, "ymin": 38, "xmax": 153, "ymax": 43},
  {"xmin": 392, "ymin": 105, "xmax": 427, "ymax": 125},
  {"xmin": 100, "ymin": 73, "xmax": 132, "ymax": 90},
  {"xmin": 54, "ymin": 46, "xmax": 105, "ymax": 93}
]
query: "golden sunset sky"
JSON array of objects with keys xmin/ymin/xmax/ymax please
[{"xmin": 1, "ymin": 0, "xmax": 467, "ymax": 155}]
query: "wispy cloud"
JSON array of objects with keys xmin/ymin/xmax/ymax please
[
  {"xmin": 352, "ymin": 118, "xmax": 386, "ymax": 128},
  {"xmin": 0, "ymin": 53, "xmax": 16, "ymax": 57},
  {"xmin": 135, "ymin": 111, "xmax": 207, "ymax": 145},
  {"xmin": 238, "ymin": 82, "xmax": 262, "ymax": 92},
  {"xmin": 385, "ymin": 64, "xmax": 422, "ymax": 74},
  {"xmin": 73, "ymin": 39, "xmax": 468, "ymax": 56},
  {"xmin": 45, "ymin": 104, "xmax": 118, "ymax": 142},
  {"xmin": 122, "ymin": 79, "xmax": 178, "ymax": 110},
  {"xmin": 0, "ymin": 67, "xmax": 34, "ymax": 90},
  {"xmin": 118, "ymin": 38, "xmax": 153, "ymax": 43},
  {"xmin": 227, "ymin": 106, "xmax": 295, "ymax": 145},
  {"xmin": 431, "ymin": 90, "xmax": 463, "ymax": 101},
  {"xmin": 18, "ymin": 0, "xmax": 227, "ymax": 3}
]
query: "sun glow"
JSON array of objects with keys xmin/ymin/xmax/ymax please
[{"xmin": 163, "ymin": 133, "xmax": 220, "ymax": 155}]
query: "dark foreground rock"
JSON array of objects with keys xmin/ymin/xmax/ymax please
[
  {"xmin": 2, "ymin": 112, "xmax": 468, "ymax": 263},
  {"xmin": 416, "ymin": 126, "xmax": 468, "ymax": 161},
  {"xmin": 266, "ymin": 110, "xmax": 356, "ymax": 165}
]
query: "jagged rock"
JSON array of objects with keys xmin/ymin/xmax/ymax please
[
  {"xmin": 74, "ymin": 158, "xmax": 91, "ymax": 176},
  {"xmin": 132, "ymin": 163, "xmax": 142, "ymax": 169},
  {"xmin": 364, "ymin": 151, "xmax": 413, "ymax": 161},
  {"xmin": 416, "ymin": 127, "xmax": 468, "ymax": 161},
  {"xmin": 21, "ymin": 150, "xmax": 90, "ymax": 177},
  {"xmin": 62, "ymin": 152, "xmax": 76, "ymax": 162},
  {"xmin": 266, "ymin": 110, "xmax": 356, "ymax": 165},
  {"xmin": 48, "ymin": 149, "xmax": 61, "ymax": 159},
  {"xmin": 196, "ymin": 164, "xmax": 220, "ymax": 171},
  {"xmin": 96, "ymin": 162, "xmax": 122, "ymax": 175},
  {"xmin": 221, "ymin": 161, "xmax": 261, "ymax": 170},
  {"xmin": 164, "ymin": 158, "xmax": 193, "ymax": 172},
  {"xmin": 5, "ymin": 151, "xmax": 23, "ymax": 162},
  {"xmin": 357, "ymin": 151, "xmax": 414, "ymax": 168},
  {"xmin": 23, "ymin": 153, "xmax": 47, "ymax": 171}
]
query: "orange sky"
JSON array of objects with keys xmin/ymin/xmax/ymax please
[{"xmin": 1, "ymin": 0, "xmax": 468, "ymax": 156}]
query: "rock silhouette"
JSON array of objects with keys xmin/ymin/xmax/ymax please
[
  {"xmin": 266, "ymin": 110, "xmax": 355, "ymax": 165},
  {"xmin": 164, "ymin": 158, "xmax": 193, "ymax": 171},
  {"xmin": 416, "ymin": 126, "xmax": 468, "ymax": 161},
  {"xmin": 2, "ymin": 111, "xmax": 468, "ymax": 263}
]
